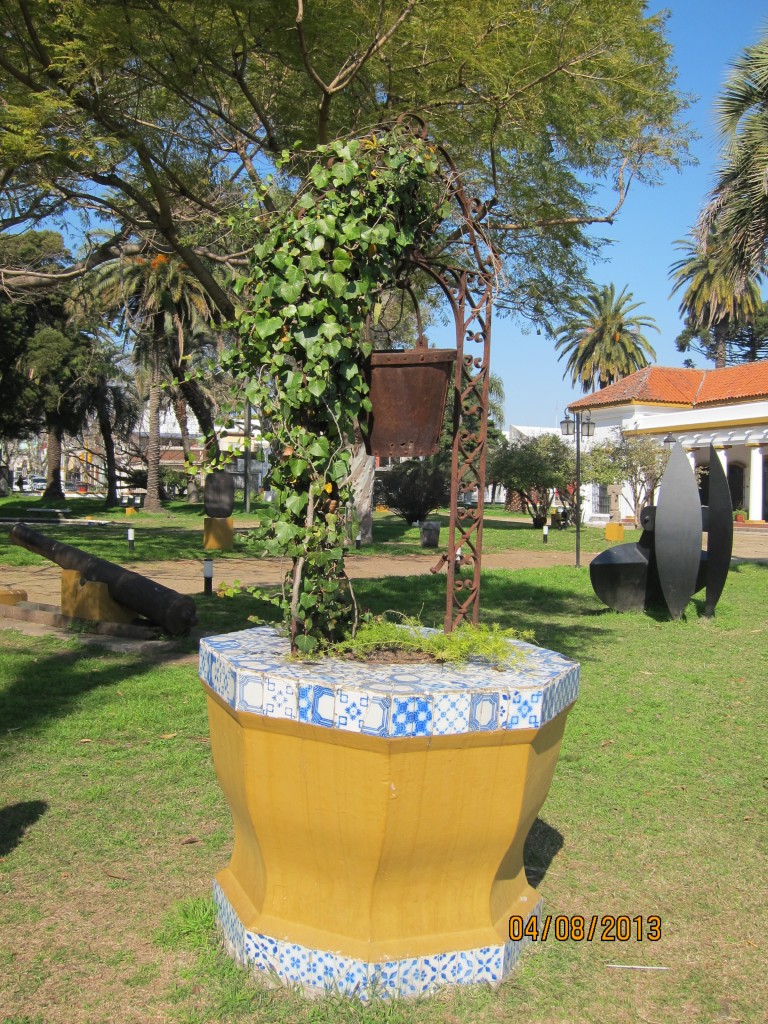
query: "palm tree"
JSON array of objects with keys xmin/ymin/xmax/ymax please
[
  {"xmin": 669, "ymin": 230, "xmax": 761, "ymax": 368},
  {"xmin": 89, "ymin": 253, "xmax": 219, "ymax": 511},
  {"xmin": 487, "ymin": 371, "xmax": 506, "ymax": 429},
  {"xmin": 87, "ymin": 342, "xmax": 140, "ymax": 507},
  {"xmin": 554, "ymin": 284, "xmax": 658, "ymax": 393},
  {"xmin": 703, "ymin": 32, "xmax": 768, "ymax": 284}
]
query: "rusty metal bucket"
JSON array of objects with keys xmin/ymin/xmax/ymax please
[{"xmin": 364, "ymin": 348, "xmax": 456, "ymax": 458}]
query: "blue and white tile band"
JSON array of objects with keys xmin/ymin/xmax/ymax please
[
  {"xmin": 199, "ymin": 626, "xmax": 580, "ymax": 737},
  {"xmin": 213, "ymin": 880, "xmax": 542, "ymax": 999}
]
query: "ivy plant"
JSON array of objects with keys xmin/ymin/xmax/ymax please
[{"xmin": 226, "ymin": 127, "xmax": 448, "ymax": 653}]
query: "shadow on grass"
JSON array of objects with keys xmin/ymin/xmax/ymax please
[
  {"xmin": 524, "ymin": 818, "xmax": 564, "ymax": 888},
  {"xmin": 194, "ymin": 592, "xmax": 282, "ymax": 636},
  {"xmin": 729, "ymin": 558, "xmax": 768, "ymax": 573},
  {"xmin": 0, "ymin": 800, "xmax": 48, "ymax": 856},
  {"xmin": 0, "ymin": 639, "xmax": 187, "ymax": 739}
]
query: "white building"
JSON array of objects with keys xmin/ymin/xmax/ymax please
[{"xmin": 569, "ymin": 361, "xmax": 768, "ymax": 524}]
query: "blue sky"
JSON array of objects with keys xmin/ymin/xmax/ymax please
[{"xmin": 493, "ymin": 0, "xmax": 768, "ymax": 429}]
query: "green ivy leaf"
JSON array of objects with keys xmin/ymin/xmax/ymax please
[
  {"xmin": 255, "ymin": 316, "xmax": 284, "ymax": 339},
  {"xmin": 288, "ymin": 457, "xmax": 309, "ymax": 477},
  {"xmin": 325, "ymin": 272, "xmax": 347, "ymax": 297},
  {"xmin": 294, "ymin": 634, "xmax": 318, "ymax": 654},
  {"xmin": 307, "ymin": 437, "xmax": 329, "ymax": 458},
  {"xmin": 277, "ymin": 281, "xmax": 302, "ymax": 304},
  {"xmin": 274, "ymin": 521, "xmax": 299, "ymax": 546}
]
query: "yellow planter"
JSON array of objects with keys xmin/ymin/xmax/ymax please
[{"xmin": 200, "ymin": 627, "xmax": 579, "ymax": 998}]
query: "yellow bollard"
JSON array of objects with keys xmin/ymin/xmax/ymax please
[{"xmin": 204, "ymin": 517, "xmax": 235, "ymax": 551}]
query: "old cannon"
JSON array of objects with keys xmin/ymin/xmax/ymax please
[{"xmin": 9, "ymin": 522, "xmax": 198, "ymax": 635}]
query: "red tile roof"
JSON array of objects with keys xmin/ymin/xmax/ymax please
[
  {"xmin": 569, "ymin": 360, "xmax": 768, "ymax": 410},
  {"xmin": 696, "ymin": 360, "xmax": 768, "ymax": 404}
]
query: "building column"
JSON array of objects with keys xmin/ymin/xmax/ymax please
[
  {"xmin": 748, "ymin": 445, "xmax": 765, "ymax": 522},
  {"xmin": 714, "ymin": 445, "xmax": 728, "ymax": 474},
  {"xmin": 686, "ymin": 448, "xmax": 697, "ymax": 473}
]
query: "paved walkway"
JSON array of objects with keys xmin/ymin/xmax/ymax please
[{"xmin": 2, "ymin": 531, "xmax": 767, "ymax": 607}]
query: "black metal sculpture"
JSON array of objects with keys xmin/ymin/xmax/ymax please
[{"xmin": 590, "ymin": 443, "xmax": 733, "ymax": 619}]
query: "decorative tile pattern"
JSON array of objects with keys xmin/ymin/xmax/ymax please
[
  {"xmin": 298, "ymin": 683, "xmax": 335, "ymax": 727},
  {"xmin": 391, "ymin": 695, "xmax": 432, "ymax": 737},
  {"xmin": 199, "ymin": 626, "xmax": 580, "ymax": 737},
  {"xmin": 213, "ymin": 879, "xmax": 245, "ymax": 962},
  {"xmin": 432, "ymin": 692, "xmax": 471, "ymax": 736},
  {"xmin": 214, "ymin": 882, "xmax": 542, "ymax": 999},
  {"xmin": 469, "ymin": 692, "xmax": 499, "ymax": 731}
]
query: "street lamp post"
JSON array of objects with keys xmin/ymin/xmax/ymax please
[
  {"xmin": 560, "ymin": 409, "xmax": 595, "ymax": 568},
  {"xmin": 244, "ymin": 403, "xmax": 252, "ymax": 514}
]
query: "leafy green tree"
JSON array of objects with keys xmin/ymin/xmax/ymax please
[
  {"xmin": 669, "ymin": 230, "xmax": 761, "ymax": 368},
  {"xmin": 0, "ymin": 294, "xmax": 41, "ymax": 440},
  {"xmin": 554, "ymin": 283, "xmax": 658, "ymax": 392},
  {"xmin": 0, "ymin": 231, "xmax": 72, "ymax": 440},
  {"xmin": 582, "ymin": 430, "xmax": 668, "ymax": 527},
  {"xmin": 0, "ymin": 0, "xmax": 691, "ymax": 325},
  {"xmin": 492, "ymin": 434, "xmax": 575, "ymax": 526},
  {"xmin": 721, "ymin": 302, "xmax": 768, "ymax": 362},
  {"xmin": 25, "ymin": 325, "xmax": 96, "ymax": 500},
  {"xmin": 0, "ymin": 231, "xmax": 103, "ymax": 500}
]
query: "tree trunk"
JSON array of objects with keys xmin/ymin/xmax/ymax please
[
  {"xmin": 42, "ymin": 422, "xmax": 65, "ymax": 501},
  {"xmin": 144, "ymin": 352, "xmax": 163, "ymax": 513},
  {"xmin": 177, "ymin": 375, "xmax": 220, "ymax": 460},
  {"xmin": 172, "ymin": 391, "xmax": 200, "ymax": 503},
  {"xmin": 714, "ymin": 321, "xmax": 728, "ymax": 368},
  {"xmin": 348, "ymin": 443, "xmax": 376, "ymax": 544},
  {"xmin": 95, "ymin": 381, "xmax": 120, "ymax": 507}
]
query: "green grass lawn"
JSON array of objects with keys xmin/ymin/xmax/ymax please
[
  {"xmin": 1, "ymin": 563, "xmax": 766, "ymax": 1023},
  {"xmin": 0, "ymin": 494, "xmax": 635, "ymax": 565}
]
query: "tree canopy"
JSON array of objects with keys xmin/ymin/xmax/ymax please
[
  {"xmin": 669, "ymin": 230, "xmax": 761, "ymax": 368},
  {"xmin": 582, "ymin": 430, "xmax": 668, "ymax": 526},
  {"xmin": 490, "ymin": 433, "xmax": 574, "ymax": 524},
  {"xmin": 0, "ymin": 0, "xmax": 692, "ymax": 324},
  {"xmin": 675, "ymin": 298, "xmax": 768, "ymax": 367}
]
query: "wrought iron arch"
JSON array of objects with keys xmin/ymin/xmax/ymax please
[{"xmin": 394, "ymin": 124, "xmax": 499, "ymax": 631}]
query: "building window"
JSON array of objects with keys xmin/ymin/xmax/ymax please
[
  {"xmin": 592, "ymin": 483, "xmax": 610, "ymax": 515},
  {"xmin": 727, "ymin": 463, "xmax": 745, "ymax": 511}
]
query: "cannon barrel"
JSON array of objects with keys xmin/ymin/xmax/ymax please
[{"xmin": 9, "ymin": 522, "xmax": 198, "ymax": 635}]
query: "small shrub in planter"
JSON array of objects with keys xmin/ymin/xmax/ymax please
[{"xmin": 376, "ymin": 454, "xmax": 451, "ymax": 525}]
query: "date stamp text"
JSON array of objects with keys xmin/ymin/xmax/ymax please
[{"xmin": 509, "ymin": 914, "xmax": 662, "ymax": 942}]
